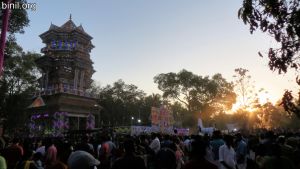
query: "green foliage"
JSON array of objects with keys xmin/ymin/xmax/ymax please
[
  {"xmin": 96, "ymin": 79, "xmax": 147, "ymax": 126},
  {"xmin": 154, "ymin": 69, "xmax": 236, "ymax": 119},
  {"xmin": 0, "ymin": 0, "xmax": 30, "ymax": 34},
  {"xmin": 0, "ymin": 38, "xmax": 40, "ymax": 130},
  {"xmin": 170, "ymin": 101, "xmax": 190, "ymax": 128}
]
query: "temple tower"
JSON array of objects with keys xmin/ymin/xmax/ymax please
[{"xmin": 28, "ymin": 17, "xmax": 99, "ymax": 135}]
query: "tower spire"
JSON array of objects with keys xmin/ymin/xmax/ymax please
[{"xmin": 69, "ymin": 14, "xmax": 72, "ymax": 20}]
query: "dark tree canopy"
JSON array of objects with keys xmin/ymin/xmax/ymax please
[
  {"xmin": 0, "ymin": 37, "xmax": 40, "ymax": 130},
  {"xmin": 239, "ymin": 0, "xmax": 300, "ymax": 74},
  {"xmin": 239, "ymin": 0, "xmax": 300, "ymax": 119},
  {"xmin": 154, "ymin": 69, "xmax": 236, "ymax": 118},
  {"xmin": 96, "ymin": 79, "xmax": 147, "ymax": 126}
]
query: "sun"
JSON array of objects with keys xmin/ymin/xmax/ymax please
[
  {"xmin": 230, "ymin": 101, "xmax": 256, "ymax": 112},
  {"xmin": 230, "ymin": 92, "xmax": 276, "ymax": 113},
  {"xmin": 257, "ymin": 92, "xmax": 271, "ymax": 105}
]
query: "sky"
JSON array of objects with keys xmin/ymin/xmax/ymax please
[{"xmin": 15, "ymin": 0, "xmax": 299, "ymax": 104}]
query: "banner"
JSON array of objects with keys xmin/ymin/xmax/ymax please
[
  {"xmin": 131, "ymin": 126, "xmax": 189, "ymax": 136},
  {"xmin": 151, "ymin": 107, "xmax": 159, "ymax": 125},
  {"xmin": 86, "ymin": 113, "xmax": 95, "ymax": 130},
  {"xmin": 53, "ymin": 112, "xmax": 69, "ymax": 136},
  {"xmin": 151, "ymin": 105, "xmax": 174, "ymax": 131}
]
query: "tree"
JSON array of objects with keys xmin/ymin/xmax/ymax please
[
  {"xmin": 170, "ymin": 101, "xmax": 190, "ymax": 128},
  {"xmin": 97, "ymin": 79, "xmax": 146, "ymax": 126},
  {"xmin": 233, "ymin": 68, "xmax": 254, "ymax": 108},
  {"xmin": 238, "ymin": 0, "xmax": 300, "ymax": 118},
  {"xmin": 232, "ymin": 109, "xmax": 250, "ymax": 129},
  {"xmin": 0, "ymin": 0, "xmax": 32, "ymax": 131},
  {"xmin": 0, "ymin": 37, "xmax": 40, "ymax": 130},
  {"xmin": 239, "ymin": 0, "xmax": 300, "ymax": 74},
  {"xmin": 280, "ymin": 86, "xmax": 300, "ymax": 118},
  {"xmin": 154, "ymin": 69, "xmax": 236, "ymax": 121},
  {"xmin": 0, "ymin": 0, "xmax": 30, "ymax": 34}
]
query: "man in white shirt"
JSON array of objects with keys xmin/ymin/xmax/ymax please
[{"xmin": 219, "ymin": 135, "xmax": 236, "ymax": 169}]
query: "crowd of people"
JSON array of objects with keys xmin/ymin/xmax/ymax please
[{"xmin": 0, "ymin": 129, "xmax": 299, "ymax": 169}]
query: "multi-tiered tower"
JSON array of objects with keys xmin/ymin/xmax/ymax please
[{"xmin": 28, "ymin": 17, "xmax": 99, "ymax": 135}]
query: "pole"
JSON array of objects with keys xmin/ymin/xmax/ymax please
[
  {"xmin": 77, "ymin": 116, "xmax": 79, "ymax": 130},
  {"xmin": 0, "ymin": 0, "xmax": 12, "ymax": 76}
]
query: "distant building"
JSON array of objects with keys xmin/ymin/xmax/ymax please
[{"xmin": 27, "ymin": 16, "xmax": 99, "ymax": 136}]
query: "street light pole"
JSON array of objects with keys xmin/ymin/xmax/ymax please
[{"xmin": 131, "ymin": 116, "xmax": 134, "ymax": 126}]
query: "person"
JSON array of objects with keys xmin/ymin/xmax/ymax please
[
  {"xmin": 277, "ymin": 135, "xmax": 293, "ymax": 160},
  {"xmin": 32, "ymin": 152, "xmax": 44, "ymax": 169},
  {"xmin": 155, "ymin": 142, "xmax": 177, "ymax": 169},
  {"xmin": 102, "ymin": 135, "xmax": 116, "ymax": 156},
  {"xmin": 219, "ymin": 135, "xmax": 236, "ymax": 169},
  {"xmin": 15, "ymin": 149, "xmax": 38, "ymax": 169},
  {"xmin": 183, "ymin": 136, "xmax": 191, "ymax": 152},
  {"xmin": 293, "ymin": 142, "xmax": 300, "ymax": 169},
  {"xmin": 183, "ymin": 136, "xmax": 217, "ymax": 169},
  {"xmin": 47, "ymin": 141, "xmax": 70, "ymax": 169},
  {"xmin": 44, "ymin": 139, "xmax": 57, "ymax": 169},
  {"xmin": 68, "ymin": 150, "xmax": 100, "ymax": 169},
  {"xmin": 149, "ymin": 133, "xmax": 160, "ymax": 154},
  {"xmin": 210, "ymin": 130, "xmax": 224, "ymax": 168},
  {"xmin": 35, "ymin": 140, "xmax": 46, "ymax": 157},
  {"xmin": 2, "ymin": 138, "xmax": 24, "ymax": 169},
  {"xmin": 173, "ymin": 137, "xmax": 184, "ymax": 169},
  {"xmin": 235, "ymin": 133, "xmax": 247, "ymax": 169},
  {"xmin": 112, "ymin": 138, "xmax": 146, "ymax": 169},
  {"xmin": 75, "ymin": 136, "xmax": 94, "ymax": 155},
  {"xmin": 261, "ymin": 143, "xmax": 296, "ymax": 169},
  {"xmin": 98, "ymin": 136, "xmax": 114, "ymax": 169},
  {"xmin": 210, "ymin": 130, "xmax": 224, "ymax": 160},
  {"xmin": 0, "ymin": 155, "xmax": 7, "ymax": 169}
]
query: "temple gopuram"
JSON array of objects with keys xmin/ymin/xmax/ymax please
[{"xmin": 27, "ymin": 16, "xmax": 99, "ymax": 136}]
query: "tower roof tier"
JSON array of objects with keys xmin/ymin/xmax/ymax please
[
  {"xmin": 36, "ymin": 18, "xmax": 95, "ymax": 95},
  {"xmin": 40, "ymin": 19, "xmax": 92, "ymax": 40}
]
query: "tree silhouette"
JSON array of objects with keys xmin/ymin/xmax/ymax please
[{"xmin": 239, "ymin": 0, "xmax": 300, "ymax": 118}]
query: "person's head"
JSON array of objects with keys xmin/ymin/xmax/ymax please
[
  {"xmin": 212, "ymin": 130, "xmax": 222, "ymax": 139},
  {"xmin": 151, "ymin": 133, "xmax": 157, "ymax": 140},
  {"xmin": 23, "ymin": 149, "xmax": 34, "ymax": 161},
  {"xmin": 82, "ymin": 136, "xmax": 89, "ymax": 143},
  {"xmin": 235, "ymin": 133, "xmax": 243, "ymax": 141},
  {"xmin": 44, "ymin": 137, "xmax": 53, "ymax": 150},
  {"xmin": 265, "ymin": 131, "xmax": 275, "ymax": 140},
  {"xmin": 184, "ymin": 136, "xmax": 190, "ymax": 140},
  {"xmin": 190, "ymin": 136, "xmax": 206, "ymax": 158},
  {"xmin": 123, "ymin": 138, "xmax": 135, "ymax": 154},
  {"xmin": 224, "ymin": 135, "xmax": 234, "ymax": 147},
  {"xmin": 164, "ymin": 135, "xmax": 170, "ymax": 141},
  {"xmin": 68, "ymin": 150, "xmax": 100, "ymax": 169},
  {"xmin": 12, "ymin": 137, "xmax": 20, "ymax": 145},
  {"xmin": 277, "ymin": 135, "xmax": 285, "ymax": 145},
  {"xmin": 270, "ymin": 143, "xmax": 281, "ymax": 157}
]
